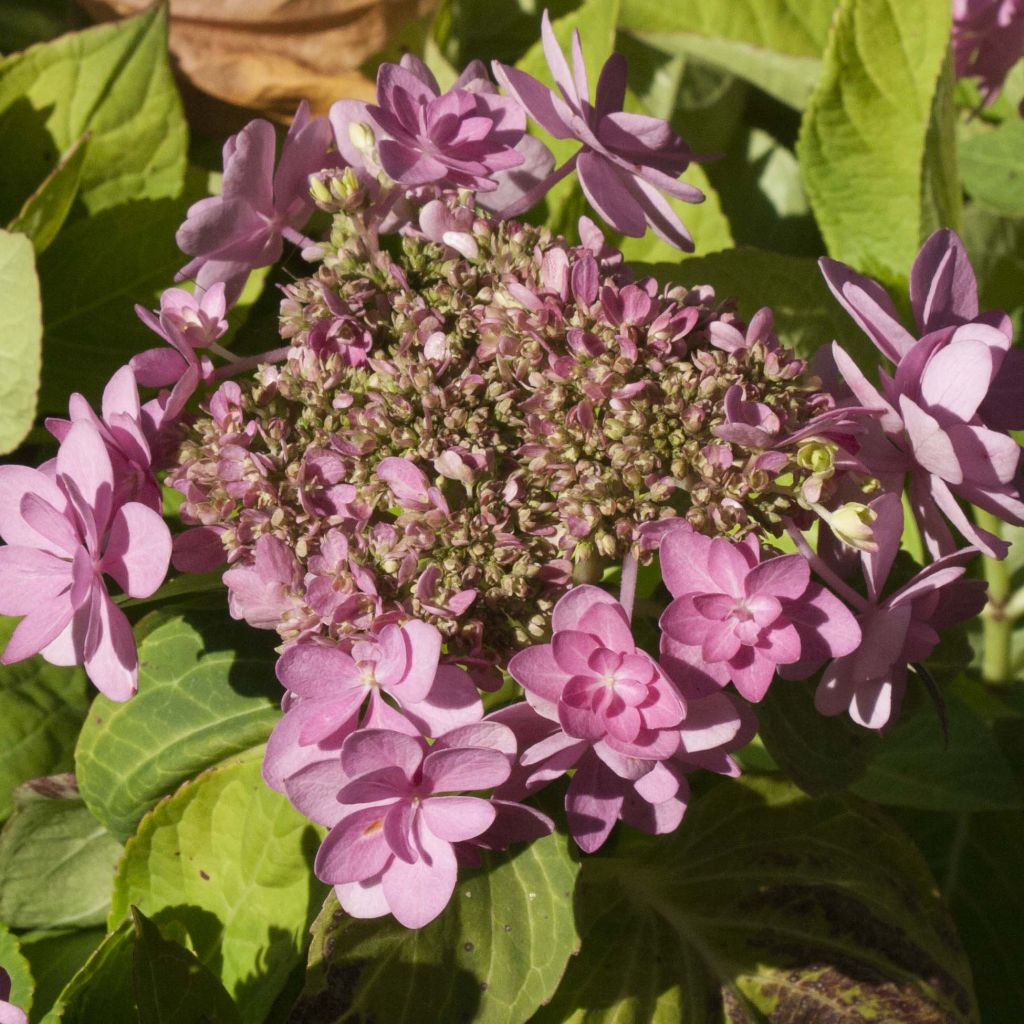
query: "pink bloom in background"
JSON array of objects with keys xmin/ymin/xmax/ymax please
[
  {"xmin": 262, "ymin": 619, "xmax": 482, "ymax": 791},
  {"xmin": 0, "ymin": 421, "xmax": 171, "ymax": 700},
  {"xmin": 823, "ymin": 234, "xmax": 1024, "ymax": 559},
  {"xmin": 658, "ymin": 523, "xmax": 861, "ymax": 703},
  {"xmin": 493, "ymin": 11, "xmax": 704, "ymax": 248},
  {"xmin": 0, "ymin": 968, "xmax": 27, "ymax": 1024},
  {"xmin": 813, "ymin": 493, "xmax": 987, "ymax": 728},
  {"xmin": 45, "ymin": 365, "xmax": 162, "ymax": 513},
  {"xmin": 176, "ymin": 102, "xmax": 334, "ymax": 301},
  {"xmin": 286, "ymin": 724, "xmax": 537, "ymax": 927},
  {"xmin": 952, "ymin": 0, "xmax": 1024, "ymax": 103},
  {"xmin": 366, "ymin": 55, "xmax": 526, "ymax": 192},
  {"xmin": 131, "ymin": 284, "xmax": 227, "ymax": 420}
]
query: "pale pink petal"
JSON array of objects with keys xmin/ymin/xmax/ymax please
[
  {"xmin": 281, "ymin": 757, "xmax": 348, "ymax": 827},
  {"xmin": 316, "ymin": 806, "xmax": 393, "ymax": 883},
  {"xmin": 56, "ymin": 422, "xmax": 114, "ymax": 536},
  {"xmin": 422, "ymin": 746, "xmax": 510, "ymax": 793},
  {"xmin": 277, "ymin": 644, "xmax": 362, "ymax": 700},
  {"xmin": 82, "ymin": 588, "xmax": 138, "ymax": 701},
  {"xmin": 381, "ymin": 823, "xmax": 458, "ymax": 928},
  {"xmin": 0, "ymin": 546, "xmax": 73, "ymax": 614},
  {"xmin": 566, "ymin": 755, "xmax": 625, "ymax": 853},
  {"xmin": 919, "ymin": 338, "xmax": 994, "ymax": 421},
  {"xmin": 401, "ymin": 665, "xmax": 483, "ymax": 737},
  {"xmin": 101, "ymin": 503, "xmax": 171, "ymax": 598},
  {"xmin": 342, "ymin": 729, "xmax": 423, "ymax": 780},
  {"xmin": 0, "ymin": 466, "xmax": 70, "ymax": 552},
  {"xmin": 336, "ymin": 875, "xmax": 389, "ymax": 919},
  {"xmin": 421, "ymin": 795, "xmax": 496, "ymax": 841},
  {"xmin": 507, "ymin": 643, "xmax": 566, "ymax": 703},
  {"xmin": 2, "ymin": 596, "xmax": 75, "ymax": 664},
  {"xmin": 744, "ymin": 554, "xmax": 810, "ymax": 601},
  {"xmin": 900, "ymin": 397, "xmax": 961, "ymax": 483}
]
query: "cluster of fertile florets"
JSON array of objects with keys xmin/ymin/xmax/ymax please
[
  {"xmin": 1, "ymin": 9, "xmax": 1021, "ymax": 932},
  {"xmin": 171, "ymin": 200, "xmax": 845, "ymax": 671}
]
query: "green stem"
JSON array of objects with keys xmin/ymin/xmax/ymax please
[{"xmin": 977, "ymin": 510, "xmax": 1012, "ymax": 685}]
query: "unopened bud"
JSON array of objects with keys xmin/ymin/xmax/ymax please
[
  {"xmin": 796, "ymin": 439, "xmax": 837, "ymax": 478},
  {"xmin": 824, "ymin": 501, "xmax": 878, "ymax": 552},
  {"xmin": 348, "ymin": 121, "xmax": 376, "ymax": 156}
]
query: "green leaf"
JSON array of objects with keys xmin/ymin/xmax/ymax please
[
  {"xmin": 108, "ymin": 756, "xmax": 325, "ymax": 1024},
  {"xmin": 35, "ymin": 194, "xmax": 193, "ymax": 413},
  {"xmin": 0, "ymin": 775, "xmax": 123, "ymax": 929},
  {"xmin": 0, "ymin": 228, "xmax": 41, "ymax": 455},
  {"xmin": 0, "ymin": 923, "xmax": 33, "ymax": 1015},
  {"xmin": 852, "ymin": 693, "xmax": 1023, "ymax": 812},
  {"xmin": 618, "ymin": 0, "xmax": 838, "ymax": 108},
  {"xmin": 0, "ymin": 5, "xmax": 186, "ymax": 220},
  {"xmin": 75, "ymin": 607, "xmax": 282, "ymax": 841},
  {"xmin": 756, "ymin": 679, "xmax": 878, "ymax": 795},
  {"xmin": 921, "ymin": 50, "xmax": 962, "ymax": 238},
  {"xmin": 290, "ymin": 829, "xmax": 580, "ymax": 1024},
  {"xmin": 796, "ymin": 0, "xmax": 953, "ymax": 288},
  {"xmin": 639, "ymin": 246, "xmax": 873, "ymax": 361},
  {"xmin": 39, "ymin": 921, "xmax": 135, "ymax": 1024},
  {"xmin": 961, "ymin": 205, "xmax": 1024, "ymax": 331},
  {"xmin": 896, "ymin": 807, "xmax": 1024, "ymax": 1024},
  {"xmin": 0, "ymin": 0, "xmax": 78, "ymax": 55},
  {"xmin": 960, "ymin": 119, "xmax": 1024, "ymax": 218},
  {"xmin": 535, "ymin": 777, "xmax": 976, "ymax": 1023},
  {"xmin": 131, "ymin": 907, "xmax": 240, "ymax": 1024},
  {"xmin": 0, "ymin": 618, "xmax": 90, "ymax": 824},
  {"xmin": 7, "ymin": 132, "xmax": 87, "ymax": 254},
  {"xmin": 19, "ymin": 928, "xmax": 105, "ymax": 1024}
]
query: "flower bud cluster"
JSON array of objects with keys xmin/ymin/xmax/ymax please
[{"xmin": 171, "ymin": 198, "xmax": 848, "ymax": 672}]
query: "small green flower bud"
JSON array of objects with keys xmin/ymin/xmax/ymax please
[
  {"xmin": 826, "ymin": 501, "xmax": 878, "ymax": 552},
  {"xmin": 796, "ymin": 439, "xmax": 837, "ymax": 478}
]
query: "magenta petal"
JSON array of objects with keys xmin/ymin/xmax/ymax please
[
  {"xmin": 171, "ymin": 527, "xmax": 226, "ymax": 573},
  {"xmin": 780, "ymin": 583, "xmax": 861, "ymax": 678},
  {"xmin": 421, "ymin": 795, "xmax": 496, "ymax": 842},
  {"xmin": 819, "ymin": 258, "xmax": 915, "ymax": 363},
  {"xmin": 919, "ymin": 337, "xmax": 994, "ymax": 421},
  {"xmin": 342, "ymin": 729, "xmax": 423, "ymax": 781},
  {"xmin": 83, "ymin": 587, "xmax": 138, "ymax": 701},
  {"xmin": 281, "ymin": 757, "xmax": 349, "ymax": 827},
  {"xmin": 400, "ymin": 665, "xmax": 483, "ymax": 737},
  {"xmin": 2, "ymin": 596, "xmax": 75, "ymax": 664},
  {"xmin": 316, "ymin": 807, "xmax": 393, "ymax": 884},
  {"xmin": 0, "ymin": 466, "xmax": 69, "ymax": 551},
  {"xmin": 565, "ymin": 755, "xmax": 624, "ymax": 853},
  {"xmin": 900, "ymin": 397, "xmax": 961, "ymax": 484},
  {"xmin": 0, "ymin": 546, "xmax": 72, "ymax": 615},
  {"xmin": 101, "ymin": 503, "xmax": 171, "ymax": 598},
  {"xmin": 577, "ymin": 600, "xmax": 635, "ymax": 653},
  {"xmin": 56, "ymin": 421, "xmax": 114, "ymax": 536},
  {"xmin": 910, "ymin": 229, "xmax": 978, "ymax": 333},
  {"xmin": 491, "ymin": 63, "xmax": 573, "ymax": 140},
  {"xmin": 507, "ymin": 643, "xmax": 566, "ymax": 704},
  {"xmin": 221, "ymin": 118, "xmax": 277, "ymax": 210},
  {"xmin": 726, "ymin": 648, "xmax": 776, "ymax": 703},
  {"xmin": 577, "ymin": 151, "xmax": 645, "ymax": 237},
  {"xmin": 277, "ymin": 644, "xmax": 362, "ymax": 700},
  {"xmin": 381, "ymin": 823, "xmax": 458, "ymax": 928},
  {"xmin": 389, "ymin": 619, "xmax": 440, "ymax": 701},
  {"xmin": 862, "ymin": 492, "xmax": 904, "ymax": 602},
  {"xmin": 422, "ymin": 746, "xmax": 510, "ymax": 793},
  {"xmin": 744, "ymin": 554, "xmax": 810, "ymax": 601},
  {"xmin": 679, "ymin": 691, "xmax": 753, "ymax": 754}
]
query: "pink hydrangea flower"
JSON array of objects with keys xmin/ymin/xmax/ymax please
[
  {"xmin": 493, "ymin": 11, "xmax": 703, "ymax": 248},
  {"xmin": 0, "ymin": 969, "xmax": 27, "ymax": 1024},
  {"xmin": 131, "ymin": 284, "xmax": 227, "ymax": 420},
  {"xmin": 0, "ymin": 421, "xmax": 171, "ymax": 700},
  {"xmin": 176, "ymin": 102, "xmax": 334, "ymax": 301},
  {"xmin": 222, "ymin": 534, "xmax": 308, "ymax": 632},
  {"xmin": 953, "ymin": 0, "xmax": 1024, "ymax": 104},
  {"xmin": 262, "ymin": 620, "xmax": 482, "ymax": 791},
  {"xmin": 658, "ymin": 523, "xmax": 861, "ymax": 703},
  {"xmin": 365, "ymin": 54, "xmax": 526, "ymax": 192},
  {"xmin": 812, "ymin": 493, "xmax": 988, "ymax": 728},
  {"xmin": 490, "ymin": 685, "xmax": 756, "ymax": 853},
  {"xmin": 45, "ymin": 365, "xmax": 161, "ymax": 513},
  {"xmin": 289, "ymin": 724, "xmax": 532, "ymax": 927}
]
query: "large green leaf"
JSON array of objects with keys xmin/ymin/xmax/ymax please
[
  {"xmin": 19, "ymin": 929, "xmax": 105, "ymax": 1024},
  {"xmin": 0, "ymin": 228, "xmax": 41, "ymax": 455},
  {"xmin": 0, "ymin": 5, "xmax": 186, "ymax": 220},
  {"xmin": 39, "ymin": 921, "xmax": 135, "ymax": 1024},
  {"xmin": 289, "ymin": 829, "xmax": 580, "ymax": 1024},
  {"xmin": 0, "ymin": 618, "xmax": 90, "ymax": 824},
  {"xmin": 0, "ymin": 775, "xmax": 122, "ymax": 929},
  {"xmin": 897, "ymin": 807, "xmax": 1024, "ymax": 1024},
  {"xmin": 959, "ymin": 119, "xmax": 1024, "ymax": 218},
  {"xmin": 0, "ymin": 923, "xmax": 33, "ymax": 1016},
  {"xmin": 797, "ymin": 0, "xmax": 953, "ymax": 288},
  {"xmin": 108, "ymin": 756, "xmax": 324, "ymax": 1024},
  {"xmin": 74, "ymin": 608, "xmax": 281, "ymax": 841},
  {"xmin": 131, "ymin": 907, "xmax": 240, "ymax": 1024},
  {"xmin": 535, "ymin": 778, "xmax": 976, "ymax": 1022},
  {"xmin": 618, "ymin": 0, "xmax": 838, "ymax": 108},
  {"xmin": 7, "ymin": 132, "xmax": 87, "ymax": 254},
  {"xmin": 756, "ymin": 679, "xmax": 878, "ymax": 795},
  {"xmin": 852, "ymin": 694, "xmax": 1023, "ymax": 812},
  {"xmin": 35, "ymin": 193, "xmax": 193, "ymax": 413},
  {"xmin": 640, "ymin": 246, "xmax": 873, "ymax": 361},
  {"xmin": 961, "ymin": 205, "xmax": 1024, "ymax": 332}
]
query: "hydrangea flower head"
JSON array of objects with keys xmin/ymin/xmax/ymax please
[{"xmin": 493, "ymin": 11, "xmax": 703, "ymax": 248}]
